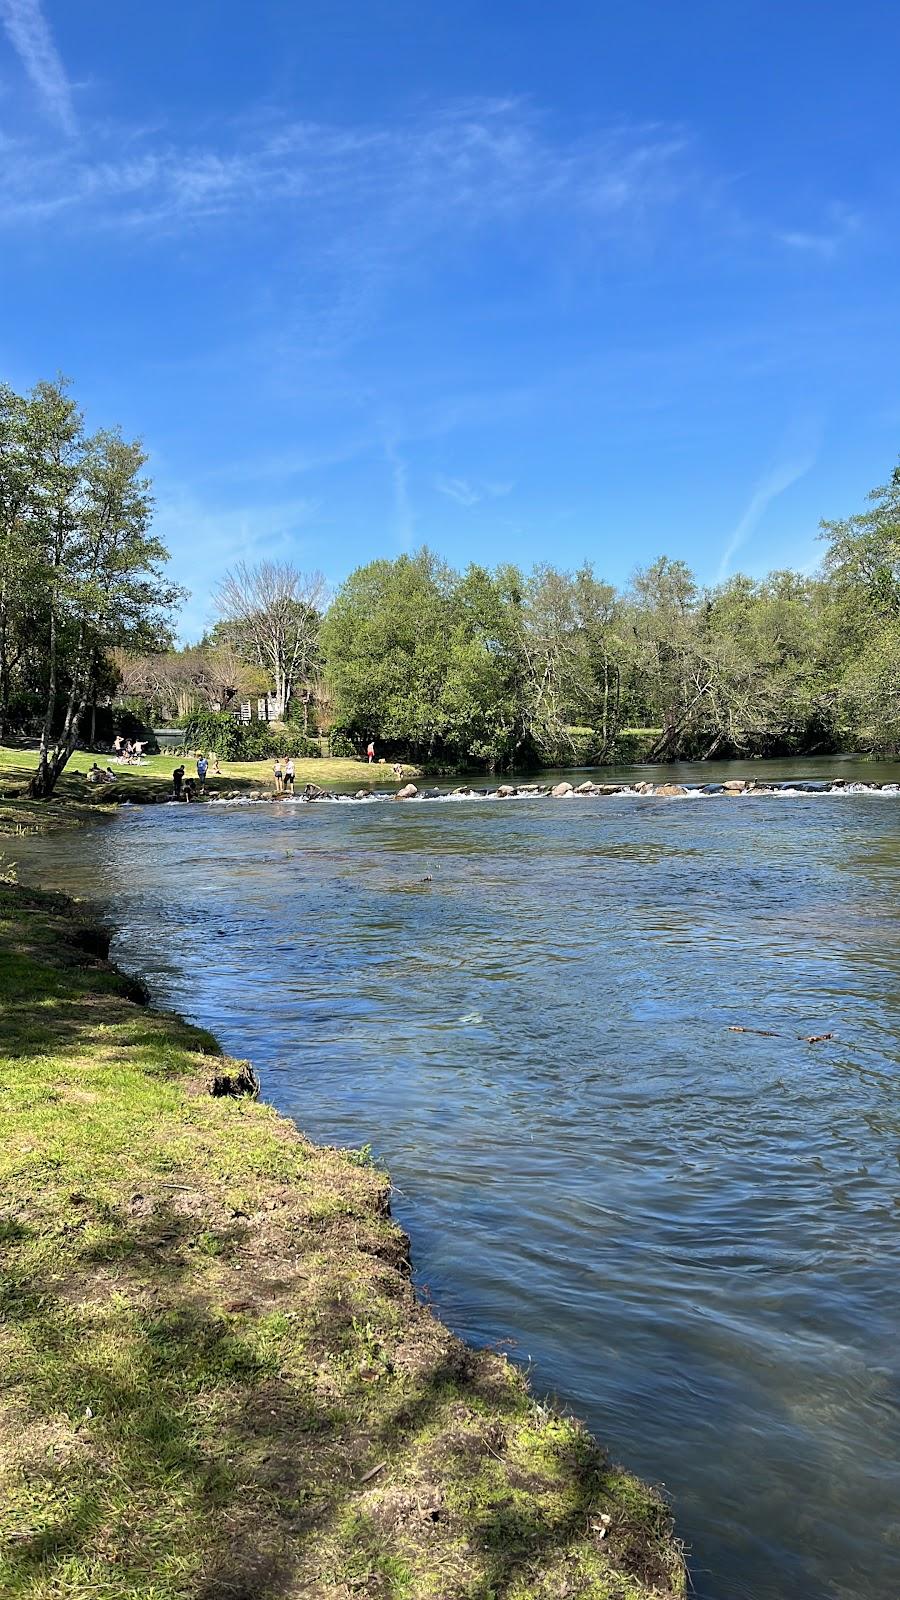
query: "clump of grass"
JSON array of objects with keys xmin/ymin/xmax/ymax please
[{"xmin": 0, "ymin": 880, "xmax": 685, "ymax": 1600}]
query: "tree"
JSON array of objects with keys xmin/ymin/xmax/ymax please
[
  {"xmin": 321, "ymin": 549, "xmax": 455, "ymax": 754},
  {"xmin": 819, "ymin": 462, "xmax": 900, "ymax": 752},
  {"xmin": 516, "ymin": 564, "xmax": 622, "ymax": 760},
  {"xmin": 17, "ymin": 380, "xmax": 181, "ymax": 798},
  {"xmin": 820, "ymin": 464, "xmax": 900, "ymax": 636},
  {"xmin": 213, "ymin": 562, "xmax": 326, "ymax": 724},
  {"xmin": 0, "ymin": 384, "xmax": 49, "ymax": 740}
]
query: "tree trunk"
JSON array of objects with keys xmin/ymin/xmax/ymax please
[
  {"xmin": 30, "ymin": 620, "xmax": 86, "ymax": 799},
  {"xmin": 30, "ymin": 607, "xmax": 59, "ymax": 797}
]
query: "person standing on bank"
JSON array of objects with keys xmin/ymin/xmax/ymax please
[
  {"xmin": 283, "ymin": 758, "xmax": 295, "ymax": 795},
  {"xmin": 273, "ymin": 758, "xmax": 284, "ymax": 794},
  {"xmin": 367, "ymin": 740, "xmax": 375, "ymax": 764},
  {"xmin": 196, "ymin": 754, "xmax": 209, "ymax": 792},
  {"xmin": 172, "ymin": 764, "xmax": 184, "ymax": 800}
]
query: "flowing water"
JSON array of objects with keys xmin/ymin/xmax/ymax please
[{"xmin": 12, "ymin": 758, "xmax": 900, "ymax": 1600}]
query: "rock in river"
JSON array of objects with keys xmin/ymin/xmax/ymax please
[
  {"xmin": 395, "ymin": 783, "xmax": 418, "ymax": 800},
  {"xmin": 551, "ymin": 781, "xmax": 574, "ymax": 797}
]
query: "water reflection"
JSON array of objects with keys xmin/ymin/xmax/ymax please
[{"xmin": 11, "ymin": 771, "xmax": 900, "ymax": 1600}]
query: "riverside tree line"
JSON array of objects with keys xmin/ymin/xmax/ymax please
[{"xmin": 2, "ymin": 377, "xmax": 899, "ymax": 794}]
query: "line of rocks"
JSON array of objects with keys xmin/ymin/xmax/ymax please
[{"xmin": 204, "ymin": 775, "xmax": 898, "ymax": 804}]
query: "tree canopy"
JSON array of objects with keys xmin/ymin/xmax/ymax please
[{"xmin": 0, "ymin": 378, "xmax": 180, "ymax": 795}]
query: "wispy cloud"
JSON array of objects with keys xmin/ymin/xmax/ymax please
[
  {"xmin": 435, "ymin": 475, "xmax": 514, "ymax": 507},
  {"xmin": 776, "ymin": 203, "xmax": 861, "ymax": 260},
  {"xmin": 384, "ymin": 438, "xmax": 415, "ymax": 550},
  {"xmin": 718, "ymin": 433, "xmax": 819, "ymax": 580},
  {"xmin": 0, "ymin": 99, "xmax": 709, "ymax": 362},
  {"xmin": 0, "ymin": 0, "xmax": 75, "ymax": 135},
  {"xmin": 0, "ymin": 101, "xmax": 695, "ymax": 236}
]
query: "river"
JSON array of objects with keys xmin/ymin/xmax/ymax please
[{"xmin": 12, "ymin": 757, "xmax": 900, "ymax": 1600}]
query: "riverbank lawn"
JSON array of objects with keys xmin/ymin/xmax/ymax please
[
  {"xmin": 0, "ymin": 745, "xmax": 419, "ymax": 806},
  {"xmin": 0, "ymin": 878, "xmax": 684, "ymax": 1600}
]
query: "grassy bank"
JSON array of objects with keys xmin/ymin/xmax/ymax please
[
  {"xmin": 0, "ymin": 867, "xmax": 685, "ymax": 1599},
  {"xmin": 0, "ymin": 746, "xmax": 421, "ymax": 808}
]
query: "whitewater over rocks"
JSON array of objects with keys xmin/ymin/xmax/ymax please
[{"xmin": 207, "ymin": 776, "xmax": 900, "ymax": 806}]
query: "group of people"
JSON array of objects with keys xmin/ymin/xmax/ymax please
[
  {"xmin": 272, "ymin": 758, "xmax": 296, "ymax": 794},
  {"xmin": 171, "ymin": 752, "xmax": 220, "ymax": 800},
  {"xmin": 166, "ymin": 745, "xmax": 404, "ymax": 802},
  {"xmin": 112, "ymin": 735, "xmax": 148, "ymax": 762}
]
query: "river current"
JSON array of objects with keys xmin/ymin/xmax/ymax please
[{"xmin": 14, "ymin": 758, "xmax": 900, "ymax": 1600}]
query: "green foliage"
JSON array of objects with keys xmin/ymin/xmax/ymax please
[
  {"xmin": 0, "ymin": 378, "xmax": 182, "ymax": 796},
  {"xmin": 316, "ymin": 455, "xmax": 900, "ymax": 767},
  {"xmin": 328, "ymin": 728, "xmax": 357, "ymax": 759},
  {"xmin": 320, "ymin": 550, "xmax": 528, "ymax": 768},
  {"xmin": 181, "ymin": 708, "xmax": 320, "ymax": 760}
]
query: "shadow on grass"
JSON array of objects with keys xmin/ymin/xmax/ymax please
[
  {"xmin": 0, "ymin": 1190, "xmax": 671, "ymax": 1600},
  {"xmin": 0, "ymin": 888, "xmax": 681, "ymax": 1598}
]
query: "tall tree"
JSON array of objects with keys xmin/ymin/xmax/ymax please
[
  {"xmin": 21, "ymin": 381, "xmax": 179, "ymax": 797},
  {"xmin": 213, "ymin": 561, "xmax": 326, "ymax": 723},
  {"xmin": 0, "ymin": 384, "xmax": 41, "ymax": 739}
]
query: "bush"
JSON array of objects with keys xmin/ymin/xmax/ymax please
[
  {"xmin": 268, "ymin": 731, "xmax": 321, "ymax": 759},
  {"xmin": 328, "ymin": 729, "xmax": 358, "ymax": 759},
  {"xmin": 180, "ymin": 710, "xmax": 321, "ymax": 761}
]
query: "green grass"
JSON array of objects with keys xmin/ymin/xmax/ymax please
[
  {"xmin": 0, "ymin": 877, "xmax": 685, "ymax": 1600},
  {"xmin": 0, "ymin": 745, "xmax": 420, "ymax": 809}
]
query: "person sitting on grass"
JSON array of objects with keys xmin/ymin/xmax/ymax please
[{"xmin": 87, "ymin": 762, "xmax": 102, "ymax": 784}]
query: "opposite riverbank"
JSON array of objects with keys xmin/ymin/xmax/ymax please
[
  {"xmin": 0, "ymin": 746, "xmax": 423, "ymax": 812},
  {"xmin": 0, "ymin": 825, "xmax": 685, "ymax": 1599}
]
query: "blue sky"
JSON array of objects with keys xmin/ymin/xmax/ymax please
[{"xmin": 2, "ymin": 0, "xmax": 899, "ymax": 638}]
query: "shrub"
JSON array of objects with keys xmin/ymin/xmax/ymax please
[
  {"xmin": 328, "ymin": 729, "xmax": 357, "ymax": 759},
  {"xmin": 268, "ymin": 731, "xmax": 321, "ymax": 759},
  {"xmin": 180, "ymin": 710, "xmax": 321, "ymax": 761}
]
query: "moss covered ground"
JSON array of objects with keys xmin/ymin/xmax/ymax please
[{"xmin": 0, "ymin": 808, "xmax": 685, "ymax": 1600}]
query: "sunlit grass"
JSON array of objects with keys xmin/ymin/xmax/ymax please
[
  {"xmin": 0, "ymin": 879, "xmax": 684, "ymax": 1599},
  {"xmin": 0, "ymin": 743, "xmax": 418, "ymax": 807}
]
